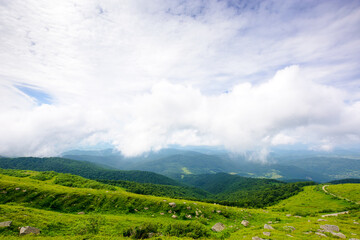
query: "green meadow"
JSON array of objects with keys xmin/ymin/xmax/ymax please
[{"xmin": 0, "ymin": 169, "xmax": 359, "ymax": 239}]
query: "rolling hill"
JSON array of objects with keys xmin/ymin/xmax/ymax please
[{"xmin": 0, "ymin": 168, "xmax": 358, "ymax": 239}]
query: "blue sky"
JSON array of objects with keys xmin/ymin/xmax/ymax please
[{"xmin": 0, "ymin": 0, "xmax": 360, "ymax": 157}]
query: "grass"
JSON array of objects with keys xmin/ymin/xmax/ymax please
[
  {"xmin": 0, "ymin": 169, "xmax": 359, "ymax": 239},
  {"xmin": 269, "ymin": 185, "xmax": 358, "ymax": 216},
  {"xmin": 327, "ymin": 183, "xmax": 360, "ymax": 203}
]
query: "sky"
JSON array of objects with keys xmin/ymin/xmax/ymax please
[{"xmin": 0, "ymin": 0, "xmax": 360, "ymax": 158}]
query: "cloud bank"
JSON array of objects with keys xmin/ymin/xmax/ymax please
[{"xmin": 0, "ymin": 1, "xmax": 360, "ymax": 157}]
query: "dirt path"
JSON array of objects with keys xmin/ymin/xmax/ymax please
[{"xmin": 322, "ymin": 185, "xmax": 357, "ymax": 204}]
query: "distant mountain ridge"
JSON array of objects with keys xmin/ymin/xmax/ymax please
[{"xmin": 62, "ymin": 148, "xmax": 360, "ymax": 182}]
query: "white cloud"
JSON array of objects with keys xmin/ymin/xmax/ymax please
[{"xmin": 0, "ymin": 1, "xmax": 360, "ymax": 158}]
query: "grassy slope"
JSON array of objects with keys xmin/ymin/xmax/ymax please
[
  {"xmin": 327, "ymin": 183, "xmax": 360, "ymax": 203},
  {"xmin": 0, "ymin": 170, "xmax": 359, "ymax": 239},
  {"xmin": 0, "ymin": 157, "xmax": 180, "ymax": 186}
]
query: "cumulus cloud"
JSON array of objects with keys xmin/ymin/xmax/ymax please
[{"xmin": 0, "ymin": 1, "xmax": 360, "ymax": 158}]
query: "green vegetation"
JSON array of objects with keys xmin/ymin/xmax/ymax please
[
  {"xmin": 270, "ymin": 185, "xmax": 358, "ymax": 216},
  {"xmin": 0, "ymin": 169, "xmax": 359, "ymax": 239},
  {"xmin": 0, "ymin": 157, "xmax": 180, "ymax": 186},
  {"xmin": 329, "ymin": 178, "xmax": 360, "ymax": 184},
  {"xmin": 98, "ymin": 179, "xmax": 210, "ymax": 199},
  {"xmin": 327, "ymin": 184, "xmax": 360, "ymax": 203}
]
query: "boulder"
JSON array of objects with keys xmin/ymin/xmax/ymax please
[
  {"xmin": 263, "ymin": 232, "xmax": 271, "ymax": 236},
  {"xmin": 171, "ymin": 215, "xmax": 177, "ymax": 219},
  {"xmin": 241, "ymin": 220, "xmax": 249, "ymax": 227},
  {"xmin": 264, "ymin": 224, "xmax": 274, "ymax": 230},
  {"xmin": 252, "ymin": 237, "xmax": 265, "ymax": 240},
  {"xmin": 315, "ymin": 232, "xmax": 327, "ymax": 237},
  {"xmin": 211, "ymin": 222, "xmax": 225, "ymax": 232},
  {"xmin": 19, "ymin": 226, "xmax": 40, "ymax": 235},
  {"xmin": 77, "ymin": 212, "xmax": 85, "ymax": 215},
  {"xmin": 283, "ymin": 226, "xmax": 295, "ymax": 232},
  {"xmin": 169, "ymin": 202, "xmax": 176, "ymax": 208},
  {"xmin": 0, "ymin": 221, "xmax": 12, "ymax": 227},
  {"xmin": 320, "ymin": 224, "xmax": 340, "ymax": 232},
  {"xmin": 318, "ymin": 219, "xmax": 327, "ymax": 221},
  {"xmin": 331, "ymin": 232, "xmax": 346, "ymax": 239}
]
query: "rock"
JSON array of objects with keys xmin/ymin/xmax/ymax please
[
  {"xmin": 241, "ymin": 220, "xmax": 249, "ymax": 227},
  {"xmin": 252, "ymin": 237, "xmax": 264, "ymax": 240},
  {"xmin": 321, "ymin": 211, "xmax": 349, "ymax": 217},
  {"xmin": 0, "ymin": 221, "xmax": 12, "ymax": 227},
  {"xmin": 211, "ymin": 222, "xmax": 225, "ymax": 232},
  {"xmin": 168, "ymin": 210, "xmax": 172, "ymax": 213},
  {"xmin": 77, "ymin": 212, "xmax": 85, "ymax": 215},
  {"xmin": 195, "ymin": 211, "xmax": 199, "ymax": 216},
  {"xmin": 316, "ymin": 232, "xmax": 328, "ymax": 237},
  {"xmin": 286, "ymin": 234, "xmax": 294, "ymax": 237},
  {"xmin": 283, "ymin": 226, "xmax": 295, "ymax": 232},
  {"xmin": 187, "ymin": 206, "xmax": 191, "ymax": 210},
  {"xmin": 318, "ymin": 219, "xmax": 327, "ymax": 221},
  {"xmin": 303, "ymin": 231, "xmax": 313, "ymax": 234},
  {"xmin": 15, "ymin": 188, "xmax": 20, "ymax": 190},
  {"xmin": 354, "ymin": 222, "xmax": 359, "ymax": 225},
  {"xmin": 331, "ymin": 232, "xmax": 346, "ymax": 239},
  {"xmin": 186, "ymin": 214, "xmax": 192, "ymax": 219},
  {"xmin": 320, "ymin": 224, "xmax": 340, "ymax": 232},
  {"xmin": 148, "ymin": 232, "xmax": 155, "ymax": 238},
  {"xmin": 286, "ymin": 214, "xmax": 292, "ymax": 217},
  {"xmin": 263, "ymin": 232, "xmax": 271, "ymax": 236},
  {"xmin": 216, "ymin": 210, "xmax": 221, "ymax": 213},
  {"xmin": 160, "ymin": 212, "xmax": 164, "ymax": 215},
  {"xmin": 22, "ymin": 189, "xmax": 27, "ymax": 192},
  {"xmin": 171, "ymin": 215, "xmax": 177, "ymax": 219},
  {"xmin": 169, "ymin": 202, "xmax": 176, "ymax": 208},
  {"xmin": 264, "ymin": 224, "xmax": 274, "ymax": 230},
  {"xmin": 144, "ymin": 207, "xmax": 149, "ymax": 210},
  {"xmin": 349, "ymin": 238, "xmax": 360, "ymax": 240},
  {"xmin": 134, "ymin": 209, "xmax": 138, "ymax": 212},
  {"xmin": 19, "ymin": 226, "xmax": 41, "ymax": 235},
  {"xmin": 294, "ymin": 215, "xmax": 302, "ymax": 218},
  {"xmin": 267, "ymin": 221, "xmax": 272, "ymax": 224}
]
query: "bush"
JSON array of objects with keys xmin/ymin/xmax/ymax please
[
  {"xmin": 123, "ymin": 222, "xmax": 159, "ymax": 239},
  {"xmin": 164, "ymin": 221, "xmax": 210, "ymax": 239}
]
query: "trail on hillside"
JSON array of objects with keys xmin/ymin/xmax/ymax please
[{"xmin": 322, "ymin": 185, "xmax": 358, "ymax": 204}]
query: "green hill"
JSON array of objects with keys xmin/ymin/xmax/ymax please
[
  {"xmin": 0, "ymin": 169, "xmax": 359, "ymax": 239},
  {"xmin": 0, "ymin": 157, "xmax": 180, "ymax": 186}
]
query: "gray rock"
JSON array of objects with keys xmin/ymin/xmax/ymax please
[
  {"xmin": 211, "ymin": 222, "xmax": 225, "ymax": 232},
  {"xmin": 263, "ymin": 232, "xmax": 271, "ymax": 236},
  {"xmin": 171, "ymin": 215, "xmax": 177, "ymax": 219},
  {"xmin": 169, "ymin": 202, "xmax": 176, "ymax": 208},
  {"xmin": 19, "ymin": 226, "xmax": 40, "ymax": 235},
  {"xmin": 77, "ymin": 212, "xmax": 85, "ymax": 215},
  {"xmin": 252, "ymin": 237, "xmax": 265, "ymax": 240},
  {"xmin": 0, "ymin": 221, "xmax": 12, "ymax": 227},
  {"xmin": 320, "ymin": 224, "xmax": 340, "ymax": 232},
  {"xmin": 349, "ymin": 238, "xmax": 360, "ymax": 240},
  {"xmin": 283, "ymin": 226, "xmax": 295, "ymax": 232},
  {"xmin": 331, "ymin": 232, "xmax": 346, "ymax": 239},
  {"xmin": 241, "ymin": 220, "xmax": 249, "ymax": 227},
  {"xmin": 318, "ymin": 219, "xmax": 327, "ymax": 221},
  {"xmin": 264, "ymin": 224, "xmax": 274, "ymax": 230},
  {"xmin": 316, "ymin": 232, "xmax": 327, "ymax": 237}
]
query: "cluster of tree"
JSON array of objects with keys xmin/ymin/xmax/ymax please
[
  {"xmin": 98, "ymin": 179, "xmax": 210, "ymax": 200},
  {"xmin": 328, "ymin": 178, "xmax": 360, "ymax": 184}
]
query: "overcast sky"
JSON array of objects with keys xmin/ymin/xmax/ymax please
[{"xmin": 1, "ymin": 0, "xmax": 360, "ymax": 157}]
